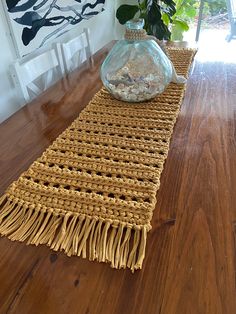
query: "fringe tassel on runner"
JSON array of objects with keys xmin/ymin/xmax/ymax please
[{"xmin": 0, "ymin": 194, "xmax": 147, "ymax": 272}]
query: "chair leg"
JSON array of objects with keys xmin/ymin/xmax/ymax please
[{"xmin": 195, "ymin": 0, "xmax": 205, "ymax": 42}]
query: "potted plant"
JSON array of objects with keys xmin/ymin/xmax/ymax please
[
  {"xmin": 165, "ymin": 0, "xmax": 197, "ymax": 40},
  {"xmin": 116, "ymin": 0, "xmax": 176, "ymax": 40}
]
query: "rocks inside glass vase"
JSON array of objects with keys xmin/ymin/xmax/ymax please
[
  {"xmin": 100, "ymin": 19, "xmax": 173, "ymax": 103},
  {"xmin": 106, "ymin": 54, "xmax": 167, "ymax": 102}
]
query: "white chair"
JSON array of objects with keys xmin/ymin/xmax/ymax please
[
  {"xmin": 59, "ymin": 28, "xmax": 93, "ymax": 74},
  {"xmin": 10, "ymin": 45, "xmax": 63, "ymax": 103}
]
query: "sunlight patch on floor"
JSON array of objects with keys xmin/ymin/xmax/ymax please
[{"xmin": 184, "ymin": 27, "xmax": 236, "ymax": 63}]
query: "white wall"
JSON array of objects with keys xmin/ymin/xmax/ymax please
[{"xmin": 0, "ymin": 1, "xmax": 116, "ymax": 123}]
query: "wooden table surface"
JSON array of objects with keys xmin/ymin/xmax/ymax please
[{"xmin": 0, "ymin": 41, "xmax": 236, "ymax": 314}]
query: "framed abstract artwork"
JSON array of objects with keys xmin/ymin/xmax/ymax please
[{"xmin": 3, "ymin": 0, "xmax": 106, "ymax": 57}]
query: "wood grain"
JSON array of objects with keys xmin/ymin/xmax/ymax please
[{"xmin": 0, "ymin": 42, "xmax": 236, "ymax": 314}]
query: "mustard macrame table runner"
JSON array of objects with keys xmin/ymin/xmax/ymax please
[{"xmin": 0, "ymin": 48, "xmax": 196, "ymax": 271}]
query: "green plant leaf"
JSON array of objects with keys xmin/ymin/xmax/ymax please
[
  {"xmin": 162, "ymin": 12, "xmax": 170, "ymax": 25},
  {"xmin": 184, "ymin": 6, "xmax": 196, "ymax": 18},
  {"xmin": 172, "ymin": 18, "xmax": 189, "ymax": 31},
  {"xmin": 174, "ymin": 0, "xmax": 184, "ymax": 11},
  {"xmin": 116, "ymin": 5, "xmax": 140, "ymax": 25},
  {"xmin": 139, "ymin": 0, "xmax": 147, "ymax": 10},
  {"xmin": 162, "ymin": 0, "xmax": 176, "ymax": 15},
  {"xmin": 171, "ymin": 25, "xmax": 184, "ymax": 40},
  {"xmin": 116, "ymin": 0, "xmax": 175, "ymax": 40},
  {"xmin": 146, "ymin": 0, "xmax": 172, "ymax": 39},
  {"xmin": 146, "ymin": 0, "xmax": 162, "ymax": 25},
  {"xmin": 154, "ymin": 22, "xmax": 171, "ymax": 40},
  {"xmin": 171, "ymin": 17, "xmax": 189, "ymax": 40}
]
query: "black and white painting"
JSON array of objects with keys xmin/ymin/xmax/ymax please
[{"xmin": 4, "ymin": 0, "xmax": 105, "ymax": 57}]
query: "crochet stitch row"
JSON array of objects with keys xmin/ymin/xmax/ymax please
[{"xmin": 0, "ymin": 48, "xmax": 196, "ymax": 271}]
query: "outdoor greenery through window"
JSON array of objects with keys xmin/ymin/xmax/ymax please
[
  {"xmin": 171, "ymin": 0, "xmax": 227, "ymax": 40},
  {"xmin": 116, "ymin": 0, "xmax": 228, "ymax": 41}
]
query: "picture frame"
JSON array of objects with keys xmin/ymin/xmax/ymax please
[{"xmin": 3, "ymin": 0, "xmax": 106, "ymax": 57}]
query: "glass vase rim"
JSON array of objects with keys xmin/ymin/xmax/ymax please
[{"xmin": 125, "ymin": 19, "xmax": 145, "ymax": 30}]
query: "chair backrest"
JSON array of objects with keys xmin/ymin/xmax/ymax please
[
  {"xmin": 59, "ymin": 28, "xmax": 93, "ymax": 74},
  {"xmin": 10, "ymin": 46, "xmax": 63, "ymax": 103}
]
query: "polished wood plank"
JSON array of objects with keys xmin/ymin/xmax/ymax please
[
  {"xmin": 160, "ymin": 61, "xmax": 236, "ymax": 314},
  {"xmin": 0, "ymin": 42, "xmax": 236, "ymax": 314}
]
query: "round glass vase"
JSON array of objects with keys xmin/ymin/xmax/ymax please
[{"xmin": 100, "ymin": 19, "xmax": 173, "ymax": 103}]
